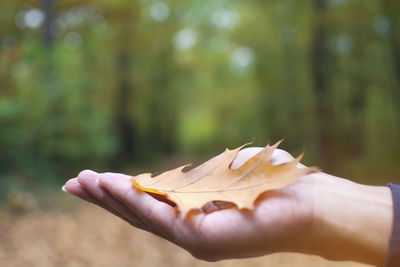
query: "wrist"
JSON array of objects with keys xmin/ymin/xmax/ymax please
[{"xmin": 308, "ymin": 172, "xmax": 393, "ymax": 265}]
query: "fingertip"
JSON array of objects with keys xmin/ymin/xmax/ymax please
[
  {"xmin": 64, "ymin": 178, "xmax": 86, "ymax": 196},
  {"xmin": 67, "ymin": 177, "xmax": 77, "ymax": 183},
  {"xmin": 77, "ymin": 169, "xmax": 98, "ymax": 184},
  {"xmin": 64, "ymin": 177, "xmax": 77, "ymax": 191}
]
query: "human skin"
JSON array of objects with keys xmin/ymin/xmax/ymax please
[{"xmin": 63, "ymin": 148, "xmax": 393, "ymax": 266}]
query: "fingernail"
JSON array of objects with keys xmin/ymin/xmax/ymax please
[
  {"xmin": 62, "ymin": 185, "xmax": 67, "ymax": 192},
  {"xmin": 96, "ymin": 178, "xmax": 100, "ymax": 185}
]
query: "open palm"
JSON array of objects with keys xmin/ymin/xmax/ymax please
[{"xmin": 64, "ymin": 147, "xmax": 318, "ymax": 261}]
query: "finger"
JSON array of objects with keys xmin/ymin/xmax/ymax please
[
  {"xmin": 64, "ymin": 178, "xmax": 98, "ymax": 203},
  {"xmin": 97, "ymin": 173, "xmax": 178, "ymax": 240},
  {"xmin": 231, "ymin": 147, "xmax": 306, "ymax": 170},
  {"xmin": 75, "ymin": 170, "xmax": 148, "ymax": 230},
  {"xmin": 270, "ymin": 149, "xmax": 306, "ymax": 168},
  {"xmin": 64, "ymin": 178, "xmax": 136, "ymax": 226},
  {"xmin": 270, "ymin": 148, "xmax": 294, "ymax": 165},
  {"xmin": 230, "ymin": 147, "xmax": 263, "ymax": 170}
]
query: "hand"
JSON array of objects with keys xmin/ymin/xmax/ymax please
[
  {"xmin": 63, "ymin": 148, "xmax": 316, "ymax": 260},
  {"xmin": 63, "ymin": 148, "xmax": 393, "ymax": 265}
]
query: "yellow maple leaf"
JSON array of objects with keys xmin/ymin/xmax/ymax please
[{"xmin": 131, "ymin": 141, "xmax": 316, "ymax": 217}]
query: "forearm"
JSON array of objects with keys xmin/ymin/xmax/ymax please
[{"xmin": 308, "ymin": 173, "xmax": 393, "ymax": 266}]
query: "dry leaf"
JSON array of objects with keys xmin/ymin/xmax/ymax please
[{"xmin": 131, "ymin": 141, "xmax": 316, "ymax": 217}]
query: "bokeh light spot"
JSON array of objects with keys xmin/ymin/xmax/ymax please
[
  {"xmin": 173, "ymin": 28, "xmax": 197, "ymax": 50},
  {"xmin": 149, "ymin": 1, "xmax": 169, "ymax": 22},
  {"xmin": 64, "ymin": 32, "xmax": 83, "ymax": 50},
  {"xmin": 232, "ymin": 47, "xmax": 254, "ymax": 68}
]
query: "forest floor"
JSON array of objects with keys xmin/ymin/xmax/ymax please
[{"xmin": 0, "ymin": 199, "xmax": 370, "ymax": 267}]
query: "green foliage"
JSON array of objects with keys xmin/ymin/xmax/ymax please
[{"xmin": 1, "ymin": 0, "xmax": 400, "ymax": 200}]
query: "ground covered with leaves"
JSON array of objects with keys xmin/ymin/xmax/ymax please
[{"xmin": 0, "ymin": 201, "xmax": 370, "ymax": 267}]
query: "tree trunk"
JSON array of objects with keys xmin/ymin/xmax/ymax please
[
  {"xmin": 383, "ymin": 3, "xmax": 400, "ymax": 95},
  {"xmin": 148, "ymin": 50, "xmax": 177, "ymax": 155},
  {"xmin": 114, "ymin": 48, "xmax": 136, "ymax": 166},
  {"xmin": 42, "ymin": 0, "xmax": 53, "ymax": 49},
  {"xmin": 311, "ymin": 0, "xmax": 333, "ymax": 169},
  {"xmin": 382, "ymin": 1, "xmax": 400, "ymax": 132}
]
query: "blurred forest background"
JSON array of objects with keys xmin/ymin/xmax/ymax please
[
  {"xmin": 2, "ymin": 0, "xmax": 400, "ymax": 203},
  {"xmin": 1, "ymin": 0, "xmax": 400, "ymax": 266}
]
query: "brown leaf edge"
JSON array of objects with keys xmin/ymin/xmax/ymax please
[{"xmin": 130, "ymin": 141, "xmax": 318, "ymax": 210}]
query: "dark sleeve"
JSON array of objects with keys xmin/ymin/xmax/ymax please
[{"xmin": 385, "ymin": 183, "xmax": 400, "ymax": 267}]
